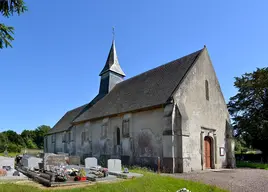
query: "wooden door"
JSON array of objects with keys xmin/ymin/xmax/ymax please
[{"xmin": 204, "ymin": 136, "xmax": 212, "ymax": 168}]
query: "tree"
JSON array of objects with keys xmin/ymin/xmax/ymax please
[
  {"xmin": 21, "ymin": 130, "xmax": 37, "ymax": 149},
  {"xmin": 234, "ymin": 136, "xmax": 248, "ymax": 154},
  {"xmin": 0, "ymin": 132, "xmax": 8, "ymax": 152},
  {"xmin": 3, "ymin": 130, "xmax": 25, "ymax": 146},
  {"xmin": 34, "ymin": 125, "xmax": 51, "ymax": 149},
  {"xmin": 228, "ymin": 67, "xmax": 268, "ymax": 160},
  {"xmin": 0, "ymin": 0, "xmax": 27, "ymax": 48},
  {"xmin": 0, "ymin": 125, "xmax": 51, "ymax": 152}
]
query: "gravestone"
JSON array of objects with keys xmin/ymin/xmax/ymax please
[
  {"xmin": 69, "ymin": 156, "xmax": 80, "ymax": 165},
  {"xmin": 43, "ymin": 153, "xmax": 67, "ymax": 171},
  {"xmin": 108, "ymin": 159, "xmax": 122, "ymax": 172},
  {"xmin": 39, "ymin": 153, "xmax": 45, "ymax": 159},
  {"xmin": 13, "ymin": 171, "xmax": 20, "ymax": 176},
  {"xmin": 21, "ymin": 156, "xmax": 42, "ymax": 169},
  {"xmin": 0, "ymin": 156, "xmax": 14, "ymax": 170},
  {"xmin": 85, "ymin": 157, "xmax": 97, "ymax": 168}
]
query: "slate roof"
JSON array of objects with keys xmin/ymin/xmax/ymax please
[
  {"xmin": 47, "ymin": 104, "xmax": 87, "ymax": 134},
  {"xmin": 74, "ymin": 48, "xmax": 203, "ymax": 123},
  {"xmin": 99, "ymin": 40, "xmax": 125, "ymax": 77},
  {"xmin": 47, "ymin": 94, "xmax": 106, "ymax": 134}
]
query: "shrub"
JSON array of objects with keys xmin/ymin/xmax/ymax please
[{"xmin": 7, "ymin": 143, "xmax": 22, "ymax": 153}]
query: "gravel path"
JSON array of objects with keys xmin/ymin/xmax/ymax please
[{"xmin": 169, "ymin": 169, "xmax": 268, "ymax": 192}]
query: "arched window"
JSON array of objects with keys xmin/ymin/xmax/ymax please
[
  {"xmin": 116, "ymin": 127, "xmax": 120, "ymax": 145},
  {"xmin": 205, "ymin": 80, "xmax": 209, "ymax": 100}
]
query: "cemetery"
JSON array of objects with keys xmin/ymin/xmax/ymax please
[{"xmin": 0, "ymin": 152, "xmax": 142, "ymax": 187}]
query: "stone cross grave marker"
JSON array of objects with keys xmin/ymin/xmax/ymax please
[
  {"xmin": 85, "ymin": 157, "xmax": 97, "ymax": 168},
  {"xmin": 108, "ymin": 159, "xmax": 122, "ymax": 172}
]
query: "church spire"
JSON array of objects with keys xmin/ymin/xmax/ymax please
[
  {"xmin": 98, "ymin": 29, "xmax": 125, "ymax": 95},
  {"xmin": 99, "ymin": 29, "xmax": 125, "ymax": 77}
]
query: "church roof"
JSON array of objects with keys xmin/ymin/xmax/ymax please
[
  {"xmin": 47, "ymin": 93, "xmax": 106, "ymax": 134},
  {"xmin": 74, "ymin": 48, "xmax": 203, "ymax": 123},
  {"xmin": 99, "ymin": 40, "xmax": 125, "ymax": 77},
  {"xmin": 47, "ymin": 104, "xmax": 87, "ymax": 134}
]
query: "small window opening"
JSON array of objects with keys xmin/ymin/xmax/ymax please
[
  {"xmin": 205, "ymin": 80, "xmax": 209, "ymax": 100},
  {"xmin": 116, "ymin": 127, "xmax": 120, "ymax": 145}
]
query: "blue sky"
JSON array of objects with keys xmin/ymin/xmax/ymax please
[{"xmin": 1, "ymin": 0, "xmax": 267, "ymax": 133}]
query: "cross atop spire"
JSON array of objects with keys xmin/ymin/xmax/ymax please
[
  {"xmin": 112, "ymin": 26, "xmax": 115, "ymax": 41},
  {"xmin": 99, "ymin": 36, "xmax": 125, "ymax": 77}
]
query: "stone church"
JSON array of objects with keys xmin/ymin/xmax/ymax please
[{"xmin": 45, "ymin": 40, "xmax": 235, "ymax": 173}]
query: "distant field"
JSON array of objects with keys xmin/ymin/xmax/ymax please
[
  {"xmin": 0, "ymin": 149, "xmax": 42, "ymax": 157},
  {"xmin": 0, "ymin": 152, "xmax": 19, "ymax": 157}
]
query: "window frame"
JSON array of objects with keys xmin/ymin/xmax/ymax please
[
  {"xmin": 52, "ymin": 134, "xmax": 56, "ymax": 143},
  {"xmin": 122, "ymin": 119, "xmax": 130, "ymax": 138},
  {"xmin": 101, "ymin": 123, "xmax": 108, "ymax": 138}
]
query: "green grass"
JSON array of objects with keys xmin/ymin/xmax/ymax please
[
  {"xmin": 0, "ymin": 149, "xmax": 42, "ymax": 157},
  {"xmin": 0, "ymin": 152, "xmax": 19, "ymax": 157},
  {"xmin": 236, "ymin": 161, "xmax": 268, "ymax": 170},
  {"xmin": 0, "ymin": 168, "xmax": 227, "ymax": 192}
]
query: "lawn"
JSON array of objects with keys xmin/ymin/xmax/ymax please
[
  {"xmin": 236, "ymin": 161, "xmax": 268, "ymax": 170},
  {"xmin": 0, "ymin": 152, "xmax": 19, "ymax": 157},
  {"xmin": 0, "ymin": 149, "xmax": 42, "ymax": 157},
  {"xmin": 0, "ymin": 169, "xmax": 227, "ymax": 192}
]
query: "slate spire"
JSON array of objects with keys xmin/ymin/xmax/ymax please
[
  {"xmin": 98, "ymin": 36, "xmax": 126, "ymax": 95},
  {"xmin": 99, "ymin": 40, "xmax": 125, "ymax": 77}
]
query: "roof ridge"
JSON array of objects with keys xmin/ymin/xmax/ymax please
[{"xmin": 112, "ymin": 48, "xmax": 204, "ymax": 88}]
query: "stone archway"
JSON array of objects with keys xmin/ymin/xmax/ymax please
[{"xmin": 204, "ymin": 136, "xmax": 213, "ymax": 168}]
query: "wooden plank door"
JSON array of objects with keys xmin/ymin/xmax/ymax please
[{"xmin": 204, "ymin": 136, "xmax": 211, "ymax": 168}]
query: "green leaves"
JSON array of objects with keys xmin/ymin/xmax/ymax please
[
  {"xmin": 0, "ymin": 0, "xmax": 27, "ymax": 49},
  {"xmin": 228, "ymin": 67, "xmax": 268, "ymax": 157},
  {"xmin": 0, "ymin": 0, "xmax": 27, "ymax": 17},
  {"xmin": 0, "ymin": 23, "xmax": 14, "ymax": 48},
  {"xmin": 0, "ymin": 125, "xmax": 51, "ymax": 152}
]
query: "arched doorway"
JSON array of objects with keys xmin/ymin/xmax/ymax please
[{"xmin": 204, "ymin": 136, "xmax": 212, "ymax": 168}]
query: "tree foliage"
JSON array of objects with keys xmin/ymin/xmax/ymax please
[
  {"xmin": 0, "ymin": 125, "xmax": 51, "ymax": 153},
  {"xmin": 0, "ymin": 0, "xmax": 27, "ymax": 48},
  {"xmin": 228, "ymin": 67, "xmax": 268, "ymax": 158}
]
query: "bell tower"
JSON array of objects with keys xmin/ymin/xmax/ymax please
[{"xmin": 99, "ymin": 33, "xmax": 125, "ymax": 95}]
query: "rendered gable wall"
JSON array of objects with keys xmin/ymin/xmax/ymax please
[{"xmin": 173, "ymin": 48, "xmax": 234, "ymax": 172}]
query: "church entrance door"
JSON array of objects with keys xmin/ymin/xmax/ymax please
[{"xmin": 204, "ymin": 136, "xmax": 212, "ymax": 168}]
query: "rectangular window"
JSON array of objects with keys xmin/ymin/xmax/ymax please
[
  {"xmin": 68, "ymin": 131, "xmax": 71, "ymax": 143},
  {"xmin": 52, "ymin": 134, "xmax": 56, "ymax": 143},
  {"xmin": 101, "ymin": 124, "xmax": 108, "ymax": 138},
  {"xmin": 205, "ymin": 80, "xmax": 209, "ymax": 101},
  {"xmin": 62, "ymin": 133, "xmax": 66, "ymax": 143},
  {"xmin": 86, "ymin": 130, "xmax": 89, "ymax": 141},
  {"xmin": 72, "ymin": 128, "xmax": 76, "ymax": 141},
  {"xmin": 122, "ymin": 119, "xmax": 130, "ymax": 137},
  {"xmin": 81, "ymin": 131, "xmax": 86, "ymax": 145}
]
